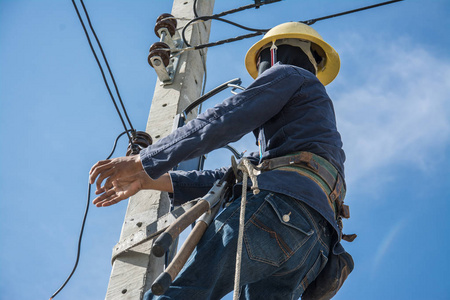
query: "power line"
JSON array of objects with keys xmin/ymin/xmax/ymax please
[
  {"xmin": 301, "ymin": 0, "xmax": 404, "ymax": 25},
  {"xmin": 182, "ymin": 15, "xmax": 269, "ymax": 48},
  {"xmin": 79, "ymin": 0, "xmax": 136, "ymax": 136},
  {"xmin": 71, "ymin": 0, "xmax": 135, "ymax": 143},
  {"xmin": 49, "ymin": 130, "xmax": 132, "ymax": 300},
  {"xmin": 49, "ymin": 183, "xmax": 91, "ymax": 300},
  {"xmin": 50, "ymin": 0, "xmax": 142, "ymax": 297},
  {"xmin": 184, "ymin": 0, "xmax": 405, "ymax": 50},
  {"xmin": 193, "ymin": 0, "xmax": 282, "ymax": 18}
]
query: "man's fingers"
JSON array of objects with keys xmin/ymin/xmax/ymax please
[
  {"xmin": 95, "ymin": 187, "xmax": 106, "ymax": 195},
  {"xmin": 93, "ymin": 191, "xmax": 116, "ymax": 206},
  {"xmin": 93, "ymin": 190, "xmax": 124, "ymax": 207},
  {"xmin": 99, "ymin": 197, "xmax": 121, "ymax": 207},
  {"xmin": 89, "ymin": 160, "xmax": 112, "ymax": 184},
  {"xmin": 103, "ymin": 174, "xmax": 127, "ymax": 192},
  {"xmin": 89, "ymin": 159, "xmax": 111, "ymax": 175},
  {"xmin": 96, "ymin": 169, "xmax": 115, "ymax": 191}
]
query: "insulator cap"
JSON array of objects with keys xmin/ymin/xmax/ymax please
[
  {"xmin": 148, "ymin": 42, "xmax": 171, "ymax": 68},
  {"xmin": 126, "ymin": 131, "xmax": 153, "ymax": 156},
  {"xmin": 154, "ymin": 13, "xmax": 177, "ymax": 38}
]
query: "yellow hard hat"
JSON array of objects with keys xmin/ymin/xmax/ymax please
[{"xmin": 245, "ymin": 22, "xmax": 340, "ymax": 85}]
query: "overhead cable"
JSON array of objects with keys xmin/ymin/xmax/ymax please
[
  {"xmin": 182, "ymin": 15, "xmax": 269, "ymax": 48},
  {"xmin": 184, "ymin": 0, "xmax": 405, "ymax": 51},
  {"xmin": 193, "ymin": 0, "xmax": 282, "ymax": 18},
  {"xmin": 49, "ymin": 130, "xmax": 133, "ymax": 300},
  {"xmin": 301, "ymin": 0, "xmax": 404, "ymax": 25},
  {"xmin": 49, "ymin": 183, "xmax": 91, "ymax": 300},
  {"xmin": 71, "ymin": 0, "xmax": 136, "ymax": 142}
]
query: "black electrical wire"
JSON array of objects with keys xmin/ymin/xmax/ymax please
[
  {"xmin": 186, "ymin": 0, "xmax": 405, "ymax": 50},
  {"xmin": 185, "ymin": 0, "xmax": 284, "ymax": 47},
  {"xmin": 79, "ymin": 0, "xmax": 136, "ymax": 137},
  {"xmin": 194, "ymin": 0, "xmax": 282, "ymax": 19},
  {"xmin": 194, "ymin": 32, "xmax": 264, "ymax": 50},
  {"xmin": 182, "ymin": 15, "xmax": 269, "ymax": 48},
  {"xmin": 49, "ymin": 182, "xmax": 91, "ymax": 300},
  {"xmin": 71, "ymin": 0, "xmax": 135, "ymax": 143},
  {"xmin": 193, "ymin": 0, "xmax": 199, "ymax": 17},
  {"xmin": 189, "ymin": 1, "xmax": 282, "ymax": 100},
  {"xmin": 51, "ymin": 3, "xmax": 141, "ymax": 298},
  {"xmin": 49, "ymin": 130, "xmax": 133, "ymax": 300},
  {"xmin": 301, "ymin": 0, "xmax": 404, "ymax": 25}
]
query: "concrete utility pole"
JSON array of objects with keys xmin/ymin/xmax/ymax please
[{"xmin": 105, "ymin": 1, "xmax": 215, "ymax": 299}]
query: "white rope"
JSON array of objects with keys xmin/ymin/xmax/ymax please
[{"xmin": 233, "ymin": 158, "xmax": 260, "ymax": 300}]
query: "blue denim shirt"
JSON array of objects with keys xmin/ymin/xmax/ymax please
[{"xmin": 140, "ymin": 63, "xmax": 346, "ymax": 253}]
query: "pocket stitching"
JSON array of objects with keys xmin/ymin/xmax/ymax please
[
  {"xmin": 249, "ymin": 217, "xmax": 292, "ymax": 257},
  {"xmin": 244, "ymin": 199, "xmax": 314, "ymax": 266}
]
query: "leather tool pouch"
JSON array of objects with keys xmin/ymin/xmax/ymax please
[{"xmin": 302, "ymin": 250, "xmax": 354, "ymax": 300}]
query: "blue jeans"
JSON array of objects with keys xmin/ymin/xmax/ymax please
[{"xmin": 144, "ymin": 191, "xmax": 332, "ymax": 300}]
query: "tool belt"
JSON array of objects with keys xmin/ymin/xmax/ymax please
[{"xmin": 258, "ymin": 151, "xmax": 355, "ymax": 242}]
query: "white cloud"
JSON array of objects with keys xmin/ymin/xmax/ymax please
[
  {"xmin": 372, "ymin": 217, "xmax": 409, "ymax": 276},
  {"xmin": 333, "ymin": 34, "xmax": 450, "ymax": 185}
]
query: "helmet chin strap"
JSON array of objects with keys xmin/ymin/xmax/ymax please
[
  {"xmin": 277, "ymin": 39, "xmax": 318, "ymax": 73},
  {"xmin": 270, "ymin": 42, "xmax": 278, "ymax": 67},
  {"xmin": 268, "ymin": 39, "xmax": 317, "ymax": 72}
]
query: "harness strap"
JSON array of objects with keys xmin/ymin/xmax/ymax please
[
  {"xmin": 258, "ymin": 152, "xmax": 356, "ymax": 242},
  {"xmin": 259, "ymin": 152, "xmax": 345, "ymax": 213}
]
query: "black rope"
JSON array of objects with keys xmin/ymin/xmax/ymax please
[{"xmin": 71, "ymin": 0, "xmax": 135, "ymax": 143}]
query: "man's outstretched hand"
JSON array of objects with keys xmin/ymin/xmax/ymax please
[
  {"xmin": 91, "ymin": 171, "xmax": 148, "ymax": 207},
  {"xmin": 89, "ymin": 155, "xmax": 144, "ymax": 206},
  {"xmin": 89, "ymin": 155, "xmax": 173, "ymax": 207},
  {"xmin": 89, "ymin": 155, "xmax": 143, "ymax": 193}
]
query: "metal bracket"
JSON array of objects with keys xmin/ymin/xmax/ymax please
[{"xmin": 153, "ymin": 28, "xmax": 183, "ymax": 86}]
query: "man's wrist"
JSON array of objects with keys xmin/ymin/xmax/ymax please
[{"xmin": 133, "ymin": 154, "xmax": 144, "ymax": 171}]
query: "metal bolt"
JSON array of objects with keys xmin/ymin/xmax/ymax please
[{"xmin": 152, "ymin": 58, "xmax": 162, "ymax": 67}]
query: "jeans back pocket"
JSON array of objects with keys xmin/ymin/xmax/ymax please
[{"xmin": 244, "ymin": 193, "xmax": 315, "ymax": 267}]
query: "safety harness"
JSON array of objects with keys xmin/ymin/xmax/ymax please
[
  {"xmin": 232, "ymin": 152, "xmax": 355, "ymax": 299},
  {"xmin": 257, "ymin": 151, "xmax": 356, "ymax": 242}
]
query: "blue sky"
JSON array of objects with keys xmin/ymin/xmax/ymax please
[{"xmin": 1, "ymin": 0, "xmax": 449, "ymax": 299}]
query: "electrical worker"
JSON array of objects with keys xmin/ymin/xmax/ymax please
[{"xmin": 90, "ymin": 22, "xmax": 352, "ymax": 299}]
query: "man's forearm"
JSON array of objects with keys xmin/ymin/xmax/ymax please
[{"xmin": 140, "ymin": 171, "xmax": 174, "ymax": 193}]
